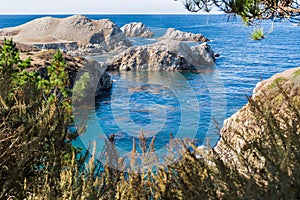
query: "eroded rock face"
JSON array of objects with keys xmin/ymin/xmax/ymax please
[
  {"xmin": 121, "ymin": 22, "xmax": 154, "ymax": 38},
  {"xmin": 21, "ymin": 50, "xmax": 111, "ymax": 96},
  {"xmin": 159, "ymin": 28, "xmax": 209, "ymax": 42},
  {"xmin": 80, "ymin": 60, "xmax": 111, "ymax": 97},
  {"xmin": 0, "ymin": 15, "xmax": 132, "ymax": 54},
  {"xmin": 214, "ymin": 67, "xmax": 300, "ymax": 172},
  {"xmin": 191, "ymin": 42, "xmax": 215, "ymax": 63},
  {"xmin": 106, "ymin": 40, "xmax": 215, "ymax": 71}
]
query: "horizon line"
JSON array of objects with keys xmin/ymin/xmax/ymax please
[{"xmin": 0, "ymin": 12, "xmax": 224, "ymax": 15}]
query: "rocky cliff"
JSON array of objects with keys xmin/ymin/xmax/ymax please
[
  {"xmin": 214, "ymin": 67, "xmax": 300, "ymax": 174},
  {"xmin": 106, "ymin": 40, "xmax": 215, "ymax": 71},
  {"xmin": 0, "ymin": 15, "xmax": 132, "ymax": 54}
]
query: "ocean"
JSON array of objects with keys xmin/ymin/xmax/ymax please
[{"xmin": 1, "ymin": 14, "xmax": 299, "ymax": 158}]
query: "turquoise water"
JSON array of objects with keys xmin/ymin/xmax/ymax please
[
  {"xmin": 1, "ymin": 14, "xmax": 300, "ymax": 153},
  {"xmin": 88, "ymin": 15, "xmax": 300, "ymax": 150}
]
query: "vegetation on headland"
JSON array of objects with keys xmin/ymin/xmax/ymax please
[
  {"xmin": 0, "ymin": 38, "xmax": 73, "ymax": 199},
  {"xmin": 0, "ymin": 40, "xmax": 299, "ymax": 199}
]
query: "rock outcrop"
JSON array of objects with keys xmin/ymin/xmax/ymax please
[
  {"xmin": 0, "ymin": 15, "xmax": 132, "ymax": 54},
  {"xmin": 191, "ymin": 42, "xmax": 215, "ymax": 64},
  {"xmin": 214, "ymin": 67, "xmax": 300, "ymax": 172},
  {"xmin": 121, "ymin": 22, "xmax": 154, "ymax": 38},
  {"xmin": 21, "ymin": 50, "xmax": 111, "ymax": 96},
  {"xmin": 159, "ymin": 28, "xmax": 209, "ymax": 42},
  {"xmin": 106, "ymin": 40, "xmax": 215, "ymax": 71}
]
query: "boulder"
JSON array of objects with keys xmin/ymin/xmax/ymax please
[
  {"xmin": 121, "ymin": 22, "xmax": 154, "ymax": 37},
  {"xmin": 159, "ymin": 28, "xmax": 209, "ymax": 42},
  {"xmin": 106, "ymin": 40, "xmax": 215, "ymax": 71},
  {"xmin": 0, "ymin": 15, "xmax": 132, "ymax": 54}
]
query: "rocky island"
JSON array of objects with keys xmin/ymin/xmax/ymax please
[
  {"xmin": 0, "ymin": 15, "xmax": 132, "ymax": 54},
  {"xmin": 106, "ymin": 40, "xmax": 215, "ymax": 71}
]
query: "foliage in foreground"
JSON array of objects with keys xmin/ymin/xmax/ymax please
[
  {"xmin": 0, "ymin": 39, "xmax": 73, "ymax": 199},
  {"xmin": 0, "ymin": 40, "xmax": 299, "ymax": 199},
  {"xmin": 251, "ymin": 28, "xmax": 264, "ymax": 40},
  {"xmin": 182, "ymin": 0, "xmax": 300, "ymax": 25}
]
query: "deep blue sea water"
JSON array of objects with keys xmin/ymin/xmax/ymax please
[{"xmin": 1, "ymin": 14, "xmax": 300, "ymax": 156}]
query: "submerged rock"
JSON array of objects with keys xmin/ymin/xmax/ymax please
[
  {"xmin": 0, "ymin": 15, "xmax": 132, "ymax": 54},
  {"xmin": 159, "ymin": 28, "xmax": 209, "ymax": 42},
  {"xmin": 106, "ymin": 40, "xmax": 215, "ymax": 71},
  {"xmin": 121, "ymin": 22, "xmax": 154, "ymax": 38}
]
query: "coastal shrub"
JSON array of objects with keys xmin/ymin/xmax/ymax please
[
  {"xmin": 0, "ymin": 39, "xmax": 73, "ymax": 199},
  {"xmin": 24, "ymin": 95, "xmax": 300, "ymax": 199}
]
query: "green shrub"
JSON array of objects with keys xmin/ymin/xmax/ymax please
[
  {"xmin": 0, "ymin": 39, "xmax": 73, "ymax": 199},
  {"xmin": 251, "ymin": 28, "xmax": 265, "ymax": 40}
]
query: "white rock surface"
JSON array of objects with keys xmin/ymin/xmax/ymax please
[
  {"xmin": 0, "ymin": 15, "xmax": 132, "ymax": 54},
  {"xmin": 121, "ymin": 22, "xmax": 154, "ymax": 38},
  {"xmin": 159, "ymin": 28, "xmax": 208, "ymax": 42}
]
